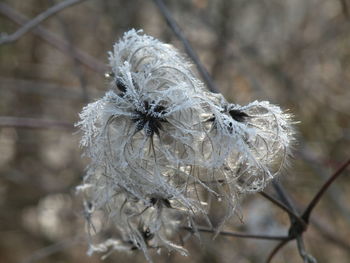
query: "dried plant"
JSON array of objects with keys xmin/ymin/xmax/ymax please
[{"xmin": 76, "ymin": 30, "xmax": 295, "ymax": 261}]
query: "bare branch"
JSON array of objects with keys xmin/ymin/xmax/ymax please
[
  {"xmin": 0, "ymin": 0, "xmax": 87, "ymax": 45},
  {"xmin": 0, "ymin": 3, "xmax": 107, "ymax": 73},
  {"xmin": 259, "ymin": 191, "xmax": 306, "ymax": 229},
  {"xmin": 266, "ymin": 239, "xmax": 291, "ymax": 263},
  {"xmin": 262, "ymin": 158, "xmax": 350, "ymax": 262},
  {"xmin": 152, "ymin": 0, "xmax": 219, "ymax": 93},
  {"xmin": 299, "ymin": 144, "xmax": 350, "ymax": 222},
  {"xmin": 302, "ymin": 158, "xmax": 350, "ymax": 223},
  {"xmin": 182, "ymin": 226, "xmax": 289, "ymax": 241},
  {"xmin": 272, "ymin": 180, "xmax": 299, "ymax": 215},
  {"xmin": 0, "ymin": 116, "xmax": 73, "ymax": 130},
  {"xmin": 296, "ymin": 235, "xmax": 316, "ymax": 263}
]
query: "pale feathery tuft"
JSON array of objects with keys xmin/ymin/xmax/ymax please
[{"xmin": 76, "ymin": 29, "xmax": 295, "ymax": 261}]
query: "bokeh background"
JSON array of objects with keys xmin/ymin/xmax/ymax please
[{"xmin": 0, "ymin": 0, "xmax": 349, "ymax": 262}]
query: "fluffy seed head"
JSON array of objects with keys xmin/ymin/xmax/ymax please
[{"xmin": 76, "ymin": 29, "xmax": 295, "ymax": 261}]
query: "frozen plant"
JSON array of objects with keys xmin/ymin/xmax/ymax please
[
  {"xmin": 204, "ymin": 94, "xmax": 294, "ymax": 193},
  {"xmin": 76, "ymin": 29, "xmax": 295, "ymax": 262}
]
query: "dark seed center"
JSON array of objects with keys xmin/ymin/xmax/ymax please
[
  {"xmin": 132, "ymin": 101, "xmax": 167, "ymax": 137},
  {"xmin": 228, "ymin": 109, "xmax": 249, "ymax": 122}
]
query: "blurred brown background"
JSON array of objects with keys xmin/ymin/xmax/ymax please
[{"xmin": 0, "ymin": 0, "xmax": 349, "ymax": 262}]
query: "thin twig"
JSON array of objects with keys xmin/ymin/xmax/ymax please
[
  {"xmin": 272, "ymin": 180, "xmax": 298, "ymax": 214},
  {"xmin": 0, "ymin": 116, "xmax": 73, "ymax": 130},
  {"xmin": 182, "ymin": 226, "xmax": 289, "ymax": 241},
  {"xmin": 0, "ymin": 0, "xmax": 86, "ymax": 45},
  {"xmin": 0, "ymin": 3, "xmax": 107, "ymax": 73},
  {"xmin": 152, "ymin": 0, "xmax": 219, "ymax": 93},
  {"xmin": 259, "ymin": 191, "xmax": 306, "ymax": 228},
  {"xmin": 299, "ymin": 144, "xmax": 350, "ymax": 222},
  {"xmin": 266, "ymin": 239, "xmax": 292, "ymax": 263},
  {"xmin": 302, "ymin": 158, "xmax": 350, "ymax": 223},
  {"xmin": 271, "ymin": 180, "xmax": 305, "ymax": 239},
  {"xmin": 296, "ymin": 235, "xmax": 316, "ymax": 263}
]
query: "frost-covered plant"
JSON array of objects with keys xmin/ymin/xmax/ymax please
[
  {"xmin": 76, "ymin": 29, "xmax": 295, "ymax": 262},
  {"xmin": 204, "ymin": 94, "xmax": 294, "ymax": 193}
]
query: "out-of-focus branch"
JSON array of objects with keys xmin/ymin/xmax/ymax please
[
  {"xmin": 0, "ymin": 3, "xmax": 107, "ymax": 73},
  {"xmin": 50, "ymin": 0, "xmax": 89, "ymax": 102},
  {"xmin": 21, "ymin": 235, "xmax": 84, "ymax": 263},
  {"xmin": 340, "ymin": 0, "xmax": 349, "ymax": 19},
  {"xmin": 182, "ymin": 226, "xmax": 289, "ymax": 241},
  {"xmin": 0, "ymin": 116, "xmax": 73, "ymax": 130},
  {"xmin": 152, "ymin": 0, "xmax": 219, "ymax": 93},
  {"xmin": 0, "ymin": 0, "xmax": 86, "ymax": 45},
  {"xmin": 0, "ymin": 77, "xmax": 98, "ymax": 99},
  {"xmin": 311, "ymin": 218, "xmax": 350, "ymax": 252}
]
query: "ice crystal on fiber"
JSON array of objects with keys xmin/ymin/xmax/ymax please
[
  {"xmin": 206, "ymin": 96, "xmax": 294, "ymax": 193},
  {"xmin": 76, "ymin": 29, "xmax": 295, "ymax": 261},
  {"xmin": 109, "ymin": 29, "xmax": 204, "ymax": 94}
]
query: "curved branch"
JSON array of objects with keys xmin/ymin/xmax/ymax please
[
  {"xmin": 259, "ymin": 191, "xmax": 306, "ymax": 229},
  {"xmin": 296, "ymin": 235, "xmax": 316, "ymax": 263},
  {"xmin": 266, "ymin": 239, "xmax": 292, "ymax": 263},
  {"xmin": 302, "ymin": 158, "xmax": 350, "ymax": 223}
]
